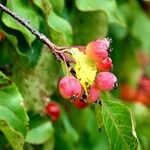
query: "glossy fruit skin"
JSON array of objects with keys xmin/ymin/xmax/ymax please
[
  {"xmin": 96, "ymin": 57, "xmax": 113, "ymax": 72},
  {"xmin": 45, "ymin": 102, "xmax": 61, "ymax": 121},
  {"xmin": 59, "ymin": 76, "xmax": 82, "ymax": 100},
  {"xmin": 87, "ymin": 84, "xmax": 100, "ymax": 103},
  {"xmin": 95, "ymin": 72, "xmax": 117, "ymax": 91},
  {"xmin": 72, "ymin": 98, "xmax": 88, "ymax": 109},
  {"xmin": 86, "ymin": 38, "xmax": 109, "ymax": 62}
]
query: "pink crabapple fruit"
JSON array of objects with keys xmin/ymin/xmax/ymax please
[
  {"xmin": 96, "ymin": 57, "xmax": 113, "ymax": 72},
  {"xmin": 45, "ymin": 102, "xmax": 61, "ymax": 121},
  {"xmin": 72, "ymin": 98, "xmax": 88, "ymax": 109},
  {"xmin": 86, "ymin": 38, "xmax": 110, "ymax": 62},
  {"xmin": 87, "ymin": 84, "xmax": 100, "ymax": 103},
  {"xmin": 59, "ymin": 76, "xmax": 82, "ymax": 101},
  {"xmin": 95, "ymin": 72, "xmax": 117, "ymax": 91}
]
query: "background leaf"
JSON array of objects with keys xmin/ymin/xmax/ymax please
[
  {"xmin": 70, "ymin": 10, "xmax": 108, "ymax": 45},
  {"xmin": 75, "ymin": 0, "xmax": 125, "ymax": 26},
  {"xmin": 50, "ymin": 0, "xmax": 65, "ymax": 15},
  {"xmin": 26, "ymin": 121, "xmax": 53, "ymax": 144},
  {"xmin": 0, "ymin": 120, "xmax": 24, "ymax": 150},
  {"xmin": 0, "ymin": 71, "xmax": 28, "ymax": 150},
  {"xmin": 32, "ymin": 0, "xmax": 72, "ymax": 45},
  {"xmin": 12, "ymin": 47, "xmax": 62, "ymax": 112},
  {"xmin": 131, "ymin": 12, "xmax": 150, "ymax": 51},
  {"xmin": 47, "ymin": 11, "xmax": 73, "ymax": 45},
  {"xmin": 2, "ymin": 0, "xmax": 39, "ymax": 45}
]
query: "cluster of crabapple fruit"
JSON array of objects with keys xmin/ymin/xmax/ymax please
[
  {"xmin": 121, "ymin": 75, "xmax": 150, "ymax": 105},
  {"xmin": 121, "ymin": 51, "xmax": 150, "ymax": 106},
  {"xmin": 59, "ymin": 38, "xmax": 117, "ymax": 109}
]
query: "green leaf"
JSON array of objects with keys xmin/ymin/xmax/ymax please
[
  {"xmin": 131, "ymin": 104, "xmax": 150, "ymax": 150},
  {"xmin": 71, "ymin": 10, "xmax": 108, "ymax": 45},
  {"xmin": 33, "ymin": 0, "xmax": 72, "ymax": 45},
  {"xmin": 43, "ymin": 137, "xmax": 55, "ymax": 150},
  {"xmin": 101, "ymin": 93, "xmax": 138, "ymax": 150},
  {"xmin": 71, "ymin": 48, "xmax": 97, "ymax": 92},
  {"xmin": 68, "ymin": 105, "xmax": 110, "ymax": 150},
  {"xmin": 131, "ymin": 12, "xmax": 150, "ymax": 51},
  {"xmin": 61, "ymin": 108, "xmax": 79, "ymax": 143},
  {"xmin": 76, "ymin": 0, "xmax": 116, "ymax": 12},
  {"xmin": 75, "ymin": 0, "xmax": 126, "ymax": 26},
  {"xmin": 0, "ymin": 39, "xmax": 13, "ymax": 65},
  {"xmin": 50, "ymin": 0, "xmax": 65, "ymax": 15},
  {"xmin": 26, "ymin": 121, "xmax": 54, "ymax": 144},
  {"xmin": 33, "ymin": 0, "xmax": 52, "ymax": 17},
  {"xmin": 133, "ymin": 103, "xmax": 150, "ymax": 137},
  {"xmin": 95, "ymin": 103, "xmax": 103, "ymax": 129},
  {"xmin": 2, "ymin": 0, "xmax": 39, "ymax": 45},
  {"xmin": 54, "ymin": 107, "xmax": 79, "ymax": 150},
  {"xmin": 0, "ymin": 120, "xmax": 24, "ymax": 150},
  {"xmin": 47, "ymin": 11, "xmax": 73, "ymax": 45},
  {"xmin": 0, "ymin": 72, "xmax": 28, "ymax": 150},
  {"xmin": 13, "ymin": 47, "xmax": 62, "ymax": 112}
]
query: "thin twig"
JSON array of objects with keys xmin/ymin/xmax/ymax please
[
  {"xmin": 0, "ymin": 3, "xmax": 77, "ymax": 77},
  {"xmin": 0, "ymin": 3, "xmax": 65, "ymax": 61}
]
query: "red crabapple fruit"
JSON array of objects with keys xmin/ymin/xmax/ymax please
[
  {"xmin": 87, "ymin": 84, "xmax": 100, "ymax": 103},
  {"xmin": 96, "ymin": 57, "xmax": 113, "ymax": 71},
  {"xmin": 72, "ymin": 98, "xmax": 88, "ymax": 109},
  {"xmin": 86, "ymin": 38, "xmax": 110, "ymax": 62},
  {"xmin": 45, "ymin": 102, "xmax": 61, "ymax": 121},
  {"xmin": 59, "ymin": 76, "xmax": 82, "ymax": 101},
  {"xmin": 95, "ymin": 72, "xmax": 117, "ymax": 91}
]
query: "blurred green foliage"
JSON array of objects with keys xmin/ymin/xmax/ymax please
[{"xmin": 0, "ymin": 0, "xmax": 150, "ymax": 150}]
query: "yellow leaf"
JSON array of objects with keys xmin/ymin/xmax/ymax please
[{"xmin": 71, "ymin": 48, "xmax": 97, "ymax": 92}]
